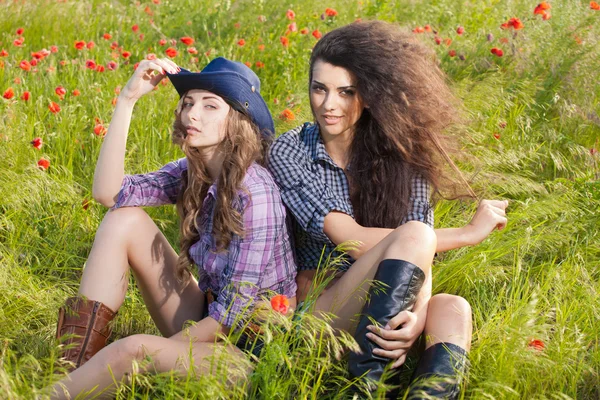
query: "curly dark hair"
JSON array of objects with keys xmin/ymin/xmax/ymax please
[{"xmin": 310, "ymin": 20, "xmax": 473, "ymax": 228}]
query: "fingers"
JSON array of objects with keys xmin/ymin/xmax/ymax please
[
  {"xmin": 480, "ymin": 199, "xmax": 509, "ymax": 210},
  {"xmin": 392, "ymin": 354, "xmax": 408, "ymax": 369},
  {"xmin": 372, "ymin": 346, "xmax": 408, "ymax": 362},
  {"xmin": 386, "ymin": 310, "xmax": 416, "ymax": 331}
]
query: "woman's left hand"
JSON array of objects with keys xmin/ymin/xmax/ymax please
[{"xmin": 365, "ymin": 310, "xmax": 423, "ymax": 368}]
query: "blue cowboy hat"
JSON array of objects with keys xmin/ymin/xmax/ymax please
[{"xmin": 166, "ymin": 57, "xmax": 274, "ymax": 138}]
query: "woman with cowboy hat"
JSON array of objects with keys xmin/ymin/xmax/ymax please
[
  {"xmin": 268, "ymin": 20, "xmax": 508, "ymax": 398},
  {"xmin": 50, "ymin": 57, "xmax": 297, "ymax": 399}
]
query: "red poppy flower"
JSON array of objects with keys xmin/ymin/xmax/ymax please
[
  {"xmin": 444, "ymin": 38, "xmax": 452, "ymax": 46},
  {"xmin": 16, "ymin": 27, "xmax": 24, "ymax": 35},
  {"xmin": 37, "ymin": 158, "xmax": 50, "ymax": 171},
  {"xmin": 144, "ymin": 5, "xmax": 153, "ymax": 15},
  {"xmin": 0, "ymin": 49, "xmax": 8, "ymax": 57},
  {"xmin": 493, "ymin": 132, "xmax": 501, "ymax": 140},
  {"xmin": 412, "ymin": 26, "xmax": 425, "ymax": 33},
  {"xmin": 528, "ymin": 339, "xmax": 545, "ymax": 351},
  {"xmin": 234, "ymin": 22, "xmax": 241, "ymax": 29},
  {"xmin": 491, "ymin": 47, "xmax": 504, "ymax": 57},
  {"xmin": 288, "ymin": 22, "xmax": 298, "ymax": 32},
  {"xmin": 122, "ymin": 51, "xmax": 131, "ymax": 59},
  {"xmin": 165, "ymin": 47, "xmax": 177, "ymax": 58},
  {"xmin": 424, "ymin": 25, "xmax": 432, "ymax": 32},
  {"xmin": 237, "ymin": 39, "xmax": 246, "ymax": 46},
  {"xmin": 434, "ymin": 36, "xmax": 442, "ymax": 45},
  {"xmin": 448, "ymin": 49, "xmax": 456, "ymax": 57},
  {"xmin": 153, "ymin": 0, "xmax": 160, "ymax": 3},
  {"xmin": 21, "ymin": 91, "xmax": 31, "ymax": 101},
  {"xmin": 96, "ymin": 65, "xmax": 105, "ymax": 72},
  {"xmin": 279, "ymin": 108, "xmax": 295, "ymax": 121},
  {"xmin": 312, "ymin": 30, "xmax": 322, "ymax": 40},
  {"xmin": 258, "ymin": 44, "xmax": 265, "ymax": 51},
  {"xmin": 456, "ymin": 26, "xmax": 465, "ymax": 35},
  {"xmin": 31, "ymin": 137, "xmax": 43, "ymax": 149},
  {"xmin": 30, "ymin": 59, "xmax": 38, "ymax": 67},
  {"xmin": 107, "ymin": 61, "xmax": 118, "ymax": 70},
  {"xmin": 534, "ymin": 2, "xmax": 551, "ymax": 15},
  {"xmin": 94, "ymin": 123, "xmax": 107, "ymax": 137},
  {"xmin": 591, "ymin": 1, "xmax": 600, "ymax": 10},
  {"xmin": 3, "ymin": 87, "xmax": 14, "ymax": 100},
  {"xmin": 180, "ymin": 36, "xmax": 194, "ymax": 46},
  {"xmin": 110, "ymin": 41, "xmax": 119, "ymax": 50},
  {"xmin": 86, "ymin": 41, "xmax": 95, "ymax": 50},
  {"xmin": 72, "ymin": 89, "xmax": 81, "ymax": 96},
  {"xmin": 31, "ymin": 51, "xmax": 44, "ymax": 60},
  {"xmin": 325, "ymin": 8, "xmax": 338, "ymax": 17},
  {"xmin": 132, "ymin": 24, "xmax": 139, "ymax": 32},
  {"xmin": 255, "ymin": 61, "xmax": 264, "ymax": 68},
  {"xmin": 187, "ymin": 47, "xmax": 198, "ymax": 55},
  {"xmin": 300, "ymin": 28, "xmax": 309, "ymax": 35},
  {"xmin": 50, "ymin": 45, "xmax": 58, "ymax": 53},
  {"xmin": 506, "ymin": 17, "xmax": 524, "ymax": 30},
  {"xmin": 280, "ymin": 36, "xmax": 290, "ymax": 47},
  {"xmin": 159, "ymin": 39, "xmax": 167, "ymax": 46},
  {"xmin": 270, "ymin": 294, "xmax": 290, "ymax": 314},
  {"xmin": 55, "ymin": 86, "xmax": 67, "ymax": 98},
  {"xmin": 74, "ymin": 40, "xmax": 86, "ymax": 50},
  {"xmin": 543, "ymin": 13, "xmax": 551, "ymax": 20},
  {"xmin": 286, "ymin": 9, "xmax": 295, "ymax": 20},
  {"xmin": 14, "ymin": 77, "xmax": 21, "ymax": 85},
  {"xmin": 590, "ymin": 148, "xmax": 598, "ymax": 155},
  {"xmin": 48, "ymin": 101, "xmax": 61, "ymax": 114},
  {"xmin": 14, "ymin": 37, "xmax": 24, "ymax": 47},
  {"xmin": 133, "ymin": 62, "xmax": 140, "ymax": 70},
  {"xmin": 85, "ymin": 59, "xmax": 97, "ymax": 69},
  {"xmin": 103, "ymin": 33, "xmax": 112, "ymax": 40},
  {"xmin": 244, "ymin": 61, "xmax": 252, "ymax": 68}
]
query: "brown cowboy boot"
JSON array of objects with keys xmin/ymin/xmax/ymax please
[{"xmin": 56, "ymin": 297, "xmax": 117, "ymax": 371}]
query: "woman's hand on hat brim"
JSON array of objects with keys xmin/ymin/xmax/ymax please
[{"xmin": 119, "ymin": 58, "xmax": 180, "ymax": 103}]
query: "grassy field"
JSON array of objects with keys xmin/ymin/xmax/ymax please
[{"xmin": 0, "ymin": 0, "xmax": 599, "ymax": 398}]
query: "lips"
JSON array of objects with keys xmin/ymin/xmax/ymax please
[
  {"xmin": 322, "ymin": 115, "xmax": 342, "ymax": 125},
  {"xmin": 185, "ymin": 126, "xmax": 201, "ymax": 135}
]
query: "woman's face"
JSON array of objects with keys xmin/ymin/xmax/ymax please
[
  {"xmin": 310, "ymin": 60, "xmax": 365, "ymax": 140},
  {"xmin": 180, "ymin": 89, "xmax": 231, "ymax": 149}
]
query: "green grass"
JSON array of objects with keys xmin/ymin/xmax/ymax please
[{"xmin": 1, "ymin": 0, "xmax": 599, "ymax": 398}]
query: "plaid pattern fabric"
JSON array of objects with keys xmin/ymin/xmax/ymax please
[
  {"xmin": 268, "ymin": 123, "xmax": 433, "ymax": 272},
  {"xmin": 113, "ymin": 160, "xmax": 297, "ymax": 328}
]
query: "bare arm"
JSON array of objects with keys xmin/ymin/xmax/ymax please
[
  {"xmin": 91, "ymin": 58, "xmax": 180, "ymax": 207},
  {"xmin": 323, "ymin": 199, "xmax": 509, "ymax": 258}
]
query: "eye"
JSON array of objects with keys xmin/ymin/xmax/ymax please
[
  {"xmin": 340, "ymin": 89, "xmax": 356, "ymax": 96},
  {"xmin": 204, "ymin": 104, "xmax": 217, "ymax": 110},
  {"xmin": 183, "ymin": 101, "xmax": 194, "ymax": 108},
  {"xmin": 311, "ymin": 85, "xmax": 326, "ymax": 93}
]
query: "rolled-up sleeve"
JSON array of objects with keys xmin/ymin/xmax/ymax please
[
  {"xmin": 402, "ymin": 174, "xmax": 434, "ymax": 227},
  {"xmin": 207, "ymin": 183, "xmax": 285, "ymax": 328},
  {"xmin": 268, "ymin": 130, "xmax": 353, "ymax": 243},
  {"xmin": 111, "ymin": 158, "xmax": 187, "ymax": 209}
]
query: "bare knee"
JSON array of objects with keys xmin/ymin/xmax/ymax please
[
  {"xmin": 429, "ymin": 294, "xmax": 472, "ymax": 320},
  {"xmin": 102, "ymin": 334, "xmax": 149, "ymax": 372},
  {"xmin": 382, "ymin": 221, "xmax": 437, "ymax": 267},
  {"xmin": 99, "ymin": 207, "xmax": 151, "ymax": 239}
]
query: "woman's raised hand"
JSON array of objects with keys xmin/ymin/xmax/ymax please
[
  {"xmin": 119, "ymin": 58, "xmax": 180, "ymax": 102},
  {"xmin": 463, "ymin": 199, "xmax": 509, "ymax": 246}
]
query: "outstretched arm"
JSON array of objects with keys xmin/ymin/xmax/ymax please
[
  {"xmin": 324, "ymin": 199, "xmax": 509, "ymax": 259},
  {"xmin": 92, "ymin": 58, "xmax": 179, "ymax": 207}
]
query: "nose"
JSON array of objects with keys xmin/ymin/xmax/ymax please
[
  {"xmin": 322, "ymin": 92, "xmax": 337, "ymax": 112},
  {"xmin": 187, "ymin": 104, "xmax": 202, "ymax": 122}
]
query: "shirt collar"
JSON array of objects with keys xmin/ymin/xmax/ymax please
[{"xmin": 306, "ymin": 123, "xmax": 339, "ymax": 167}]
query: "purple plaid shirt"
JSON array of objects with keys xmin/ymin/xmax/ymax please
[{"xmin": 112, "ymin": 159, "xmax": 297, "ymax": 328}]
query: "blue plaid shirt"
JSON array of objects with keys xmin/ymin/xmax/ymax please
[{"xmin": 268, "ymin": 122, "xmax": 433, "ymax": 272}]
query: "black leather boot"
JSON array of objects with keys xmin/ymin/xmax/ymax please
[
  {"xmin": 348, "ymin": 259, "xmax": 426, "ymax": 389},
  {"xmin": 407, "ymin": 342, "xmax": 469, "ymax": 400}
]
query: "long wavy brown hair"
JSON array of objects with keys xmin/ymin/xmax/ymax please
[
  {"xmin": 310, "ymin": 20, "xmax": 475, "ymax": 228},
  {"xmin": 171, "ymin": 96, "xmax": 268, "ymax": 282}
]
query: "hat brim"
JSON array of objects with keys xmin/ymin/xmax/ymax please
[{"xmin": 166, "ymin": 69, "xmax": 275, "ymax": 137}]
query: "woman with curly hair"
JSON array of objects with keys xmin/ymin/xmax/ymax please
[
  {"xmin": 268, "ymin": 21, "xmax": 508, "ymax": 398},
  {"xmin": 51, "ymin": 57, "xmax": 297, "ymax": 399}
]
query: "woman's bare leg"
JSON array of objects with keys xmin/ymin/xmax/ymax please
[
  {"xmin": 50, "ymin": 332, "xmax": 249, "ymax": 400},
  {"xmin": 422, "ymin": 294, "xmax": 472, "ymax": 351},
  {"xmin": 313, "ymin": 221, "xmax": 437, "ymax": 332},
  {"xmin": 78, "ymin": 206, "xmax": 204, "ymax": 337}
]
